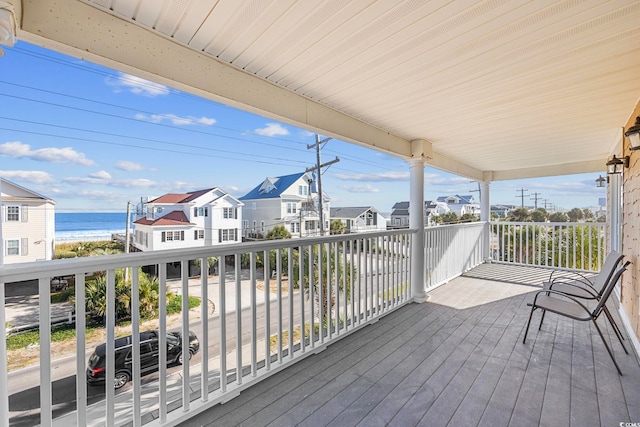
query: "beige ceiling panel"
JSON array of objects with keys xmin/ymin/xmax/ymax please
[{"xmin": 11, "ymin": 0, "xmax": 640, "ymax": 181}]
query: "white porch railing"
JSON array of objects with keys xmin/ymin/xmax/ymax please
[
  {"xmin": 0, "ymin": 230, "xmax": 413, "ymax": 426},
  {"xmin": 489, "ymin": 221, "xmax": 606, "ymax": 272},
  {"xmin": 424, "ymin": 222, "xmax": 487, "ymax": 290}
]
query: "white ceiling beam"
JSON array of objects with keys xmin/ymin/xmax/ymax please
[
  {"xmin": 491, "ymin": 159, "xmax": 606, "ymax": 181},
  {"xmin": 14, "ymin": 0, "xmax": 484, "ymax": 180}
]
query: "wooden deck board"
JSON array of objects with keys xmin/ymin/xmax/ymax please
[{"xmin": 181, "ymin": 265, "xmax": 640, "ymax": 427}]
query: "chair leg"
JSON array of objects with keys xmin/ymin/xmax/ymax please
[
  {"xmin": 603, "ymin": 306, "xmax": 628, "ymax": 354},
  {"xmin": 523, "ymin": 306, "xmax": 536, "ymax": 344},
  {"xmin": 538, "ymin": 310, "xmax": 546, "ymax": 330},
  {"xmin": 593, "ymin": 319, "xmax": 623, "ymax": 375}
]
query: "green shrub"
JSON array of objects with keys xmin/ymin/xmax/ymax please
[{"xmin": 54, "ymin": 251, "xmax": 77, "ymax": 259}]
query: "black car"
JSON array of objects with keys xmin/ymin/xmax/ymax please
[{"xmin": 86, "ymin": 329, "xmax": 200, "ymax": 389}]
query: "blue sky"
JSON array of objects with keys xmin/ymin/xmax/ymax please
[{"xmin": 0, "ymin": 42, "xmax": 606, "ymax": 213}]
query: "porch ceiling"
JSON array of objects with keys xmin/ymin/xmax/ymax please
[{"xmin": 6, "ymin": 0, "xmax": 640, "ymax": 181}]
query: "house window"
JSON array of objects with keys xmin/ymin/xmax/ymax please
[
  {"xmin": 219, "ymin": 229, "xmax": 237, "ymax": 242},
  {"xmin": 223, "ymin": 207, "xmax": 236, "ymax": 219},
  {"xmin": 194, "ymin": 229, "xmax": 204, "ymax": 240},
  {"xmin": 298, "ymin": 185, "xmax": 308, "ymax": 196},
  {"xmin": 6, "ymin": 206, "xmax": 19, "ymax": 222},
  {"xmin": 195, "ymin": 207, "xmax": 208, "ymax": 217},
  {"xmin": 287, "ymin": 202, "xmax": 297, "ymax": 214},
  {"xmin": 261, "ymin": 221, "xmax": 265, "ymax": 232},
  {"xmin": 290, "ymin": 222, "xmax": 300, "ymax": 233},
  {"xmin": 243, "ymin": 220, "xmax": 249, "ymax": 229},
  {"xmin": 253, "ymin": 220, "xmax": 257, "ymax": 231},
  {"xmin": 6, "ymin": 239, "xmax": 19, "ymax": 256},
  {"xmin": 161, "ymin": 230, "xmax": 184, "ymax": 242}
]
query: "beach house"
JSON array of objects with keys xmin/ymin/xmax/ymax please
[
  {"xmin": 329, "ymin": 206, "xmax": 386, "ymax": 233},
  {"xmin": 240, "ymin": 172, "xmax": 329, "ymax": 238},
  {"xmin": 0, "ymin": 178, "xmax": 55, "ymax": 265},
  {"xmin": 390, "ymin": 200, "xmax": 450, "ymax": 228},
  {"xmin": 436, "ymin": 194, "xmax": 481, "ymax": 217},
  {"xmin": 131, "ymin": 188, "xmax": 243, "ymax": 251}
]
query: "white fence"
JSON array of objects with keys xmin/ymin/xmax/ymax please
[
  {"xmin": 489, "ymin": 221, "xmax": 606, "ymax": 272},
  {"xmin": 0, "ymin": 230, "xmax": 413, "ymax": 426},
  {"xmin": 424, "ymin": 222, "xmax": 487, "ymax": 290}
]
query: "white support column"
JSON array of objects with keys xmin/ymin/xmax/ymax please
[
  {"xmin": 609, "ymin": 173, "xmax": 622, "ymax": 252},
  {"xmin": 410, "ymin": 140, "xmax": 427, "ymax": 302},
  {"xmin": 480, "ymin": 181, "xmax": 491, "ymax": 261}
]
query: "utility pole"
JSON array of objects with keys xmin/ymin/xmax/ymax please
[
  {"xmin": 306, "ymin": 134, "xmax": 339, "ymax": 236},
  {"xmin": 516, "ymin": 188, "xmax": 529, "ymax": 208},
  {"xmin": 530, "ymin": 192, "xmax": 542, "ymax": 209}
]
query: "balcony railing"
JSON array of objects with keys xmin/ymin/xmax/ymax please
[
  {"xmin": 0, "ymin": 221, "xmax": 609, "ymax": 426},
  {"xmin": 489, "ymin": 221, "xmax": 605, "ymax": 272},
  {"xmin": 424, "ymin": 222, "xmax": 487, "ymax": 290},
  {"xmin": 0, "ymin": 230, "xmax": 414, "ymax": 426}
]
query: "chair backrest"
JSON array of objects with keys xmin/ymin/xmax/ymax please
[
  {"xmin": 592, "ymin": 261, "xmax": 630, "ymax": 319},
  {"xmin": 592, "ymin": 250, "xmax": 624, "ymax": 295}
]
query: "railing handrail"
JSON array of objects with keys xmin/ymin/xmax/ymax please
[
  {"xmin": 490, "ymin": 221, "xmax": 604, "ymax": 227},
  {"xmin": 0, "ymin": 229, "xmax": 419, "ymax": 283}
]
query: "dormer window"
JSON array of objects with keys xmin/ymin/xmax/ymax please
[{"xmin": 258, "ymin": 177, "xmax": 278, "ymax": 194}]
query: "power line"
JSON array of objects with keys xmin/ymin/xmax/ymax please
[
  {"xmin": 0, "ymin": 126, "xmax": 310, "ymax": 167},
  {"xmin": 0, "ymin": 117, "xmax": 310, "ymax": 166}
]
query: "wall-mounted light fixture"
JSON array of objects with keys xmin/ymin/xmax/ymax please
[
  {"xmin": 595, "ymin": 175, "xmax": 606, "ymax": 187},
  {"xmin": 606, "ymin": 155, "xmax": 629, "ymax": 175},
  {"xmin": 625, "ymin": 116, "xmax": 640, "ymax": 151}
]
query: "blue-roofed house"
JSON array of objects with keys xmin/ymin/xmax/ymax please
[
  {"xmin": 436, "ymin": 194, "xmax": 481, "ymax": 217},
  {"xmin": 239, "ymin": 172, "xmax": 329, "ymax": 238}
]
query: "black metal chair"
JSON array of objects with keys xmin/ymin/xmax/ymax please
[
  {"xmin": 543, "ymin": 251, "xmax": 627, "ymax": 354},
  {"xmin": 523, "ymin": 261, "xmax": 630, "ymax": 375}
]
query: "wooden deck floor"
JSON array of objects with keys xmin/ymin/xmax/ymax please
[{"xmin": 182, "ymin": 264, "xmax": 640, "ymax": 427}]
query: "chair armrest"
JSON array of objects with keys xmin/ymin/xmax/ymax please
[
  {"xmin": 548, "ymin": 269, "xmax": 594, "ymax": 285},
  {"xmin": 548, "ymin": 278, "xmax": 598, "ymax": 295},
  {"xmin": 532, "ymin": 289, "xmax": 591, "ymax": 314}
]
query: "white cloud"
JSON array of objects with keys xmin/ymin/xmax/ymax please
[
  {"xmin": 0, "ymin": 142, "xmax": 94, "ymax": 166},
  {"xmin": 334, "ymin": 171, "xmax": 409, "ymax": 182},
  {"xmin": 63, "ymin": 176, "xmax": 105, "ymax": 184},
  {"xmin": 254, "ymin": 123, "xmax": 289, "ymax": 137},
  {"xmin": 427, "ymin": 176, "xmax": 471, "ymax": 186},
  {"xmin": 109, "ymin": 178, "xmax": 157, "ymax": 188},
  {"xmin": 106, "ymin": 73, "xmax": 169, "ymax": 97},
  {"xmin": 134, "ymin": 113, "xmax": 216, "ymax": 126},
  {"xmin": 163, "ymin": 181, "xmax": 197, "ymax": 192},
  {"xmin": 0, "ymin": 170, "xmax": 55, "ymax": 184},
  {"xmin": 340, "ymin": 184, "xmax": 380, "ymax": 193},
  {"xmin": 115, "ymin": 160, "xmax": 156, "ymax": 171},
  {"xmin": 89, "ymin": 170, "xmax": 112, "ymax": 180},
  {"xmin": 74, "ymin": 189, "xmax": 122, "ymax": 200}
]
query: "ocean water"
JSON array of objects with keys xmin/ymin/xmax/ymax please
[{"xmin": 55, "ymin": 212, "xmax": 130, "ymax": 242}]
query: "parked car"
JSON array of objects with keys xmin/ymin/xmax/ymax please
[{"xmin": 86, "ymin": 329, "xmax": 199, "ymax": 389}]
